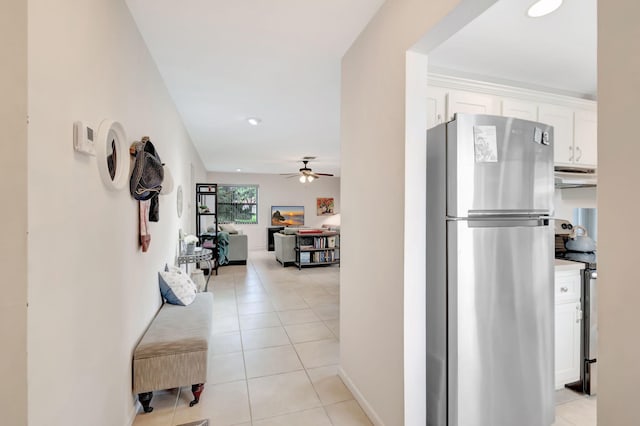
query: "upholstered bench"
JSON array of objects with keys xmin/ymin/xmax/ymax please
[{"xmin": 133, "ymin": 292, "xmax": 213, "ymax": 413}]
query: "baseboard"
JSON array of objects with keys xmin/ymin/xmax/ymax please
[
  {"xmin": 338, "ymin": 366, "xmax": 385, "ymax": 426},
  {"xmin": 127, "ymin": 397, "xmax": 140, "ymax": 426}
]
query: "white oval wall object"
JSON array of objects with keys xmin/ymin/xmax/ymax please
[{"xmin": 96, "ymin": 120, "xmax": 129, "ymax": 190}]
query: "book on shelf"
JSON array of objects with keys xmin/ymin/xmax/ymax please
[
  {"xmin": 327, "ymin": 236, "xmax": 336, "ymax": 248},
  {"xmin": 300, "ymin": 252, "xmax": 311, "ymax": 263},
  {"xmin": 297, "ymin": 229, "xmax": 323, "ymax": 234}
]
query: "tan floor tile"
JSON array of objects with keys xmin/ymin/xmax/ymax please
[
  {"xmin": 238, "ymin": 300, "xmax": 275, "ymax": 315},
  {"xmin": 285, "ymin": 322, "xmax": 334, "ymax": 343},
  {"xmin": 236, "ymin": 291, "xmax": 269, "ymax": 304},
  {"xmin": 325, "ymin": 400, "xmax": 372, "ymax": 426},
  {"xmin": 248, "ymin": 371, "xmax": 322, "ymax": 420},
  {"xmin": 277, "ymin": 308, "xmax": 321, "ymax": 325},
  {"xmin": 210, "ymin": 332, "xmax": 242, "ymax": 355},
  {"xmin": 244, "ymin": 345, "xmax": 303, "ymax": 378},
  {"xmin": 253, "ymin": 407, "xmax": 333, "ymax": 426},
  {"xmin": 306, "ymin": 365, "xmax": 353, "ymax": 405},
  {"xmin": 211, "ymin": 315, "xmax": 240, "ymax": 335},
  {"xmin": 312, "ymin": 304, "xmax": 340, "ymax": 321},
  {"xmin": 294, "ymin": 339, "xmax": 339, "ymax": 369},
  {"xmin": 173, "ymin": 381, "xmax": 250, "ymax": 426},
  {"xmin": 271, "ymin": 293, "xmax": 310, "ymax": 311},
  {"xmin": 212, "ymin": 304, "xmax": 239, "ymax": 319},
  {"xmin": 555, "ymin": 398, "xmax": 597, "ymax": 426},
  {"xmin": 209, "ymin": 351, "xmax": 246, "ymax": 384},
  {"xmin": 241, "ymin": 326, "xmax": 291, "ymax": 350},
  {"xmin": 302, "ymin": 294, "xmax": 339, "ymax": 307},
  {"xmin": 323, "ymin": 319, "xmax": 340, "ymax": 339},
  {"xmin": 239, "ymin": 312, "xmax": 282, "ymax": 330}
]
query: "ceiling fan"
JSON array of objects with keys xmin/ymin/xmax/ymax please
[{"xmin": 281, "ymin": 157, "xmax": 334, "ymax": 183}]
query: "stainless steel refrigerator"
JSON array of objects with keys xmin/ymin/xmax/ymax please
[{"xmin": 426, "ymin": 113, "xmax": 555, "ymax": 426}]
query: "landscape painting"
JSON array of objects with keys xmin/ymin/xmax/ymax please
[{"xmin": 271, "ymin": 206, "xmax": 304, "ymax": 226}]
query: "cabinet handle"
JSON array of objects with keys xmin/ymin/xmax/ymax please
[
  {"xmin": 560, "ymin": 286, "xmax": 568, "ymax": 293},
  {"xmin": 575, "ymin": 146, "xmax": 582, "ymax": 162},
  {"xmin": 568, "ymin": 146, "xmax": 574, "ymax": 162}
]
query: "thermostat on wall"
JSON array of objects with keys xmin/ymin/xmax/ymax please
[{"xmin": 73, "ymin": 121, "xmax": 96, "ymax": 156}]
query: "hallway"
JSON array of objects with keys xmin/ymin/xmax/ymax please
[{"xmin": 133, "ymin": 250, "xmax": 370, "ymax": 425}]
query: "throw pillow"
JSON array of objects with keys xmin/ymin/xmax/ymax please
[
  {"xmin": 219, "ymin": 223, "xmax": 239, "ymax": 234},
  {"xmin": 158, "ymin": 266, "xmax": 198, "ymax": 306}
]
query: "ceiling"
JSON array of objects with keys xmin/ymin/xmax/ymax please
[
  {"xmin": 125, "ymin": 0, "xmax": 386, "ymax": 176},
  {"xmin": 126, "ymin": 0, "xmax": 596, "ymax": 176},
  {"xmin": 428, "ymin": 0, "xmax": 597, "ymax": 99}
]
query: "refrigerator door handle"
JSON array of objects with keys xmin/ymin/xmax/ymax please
[{"xmin": 467, "ymin": 217, "xmax": 550, "ymax": 228}]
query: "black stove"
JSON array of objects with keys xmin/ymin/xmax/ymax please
[{"xmin": 557, "ymin": 251, "xmax": 596, "ymax": 269}]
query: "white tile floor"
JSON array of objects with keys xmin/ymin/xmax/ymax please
[
  {"xmin": 553, "ymin": 389, "xmax": 597, "ymax": 426},
  {"xmin": 133, "ymin": 250, "xmax": 597, "ymax": 426},
  {"xmin": 133, "ymin": 250, "xmax": 369, "ymax": 426}
]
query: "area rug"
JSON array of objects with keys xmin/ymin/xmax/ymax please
[{"xmin": 176, "ymin": 420, "xmax": 209, "ymax": 426}]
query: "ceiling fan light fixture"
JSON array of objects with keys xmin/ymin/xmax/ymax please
[
  {"xmin": 307, "ymin": 175, "xmax": 314, "ymax": 182},
  {"xmin": 247, "ymin": 117, "xmax": 262, "ymax": 126},
  {"xmin": 527, "ymin": 0, "xmax": 563, "ymax": 18},
  {"xmin": 299, "ymin": 175, "xmax": 306, "ymax": 183}
]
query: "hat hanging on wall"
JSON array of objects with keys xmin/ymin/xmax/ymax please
[
  {"xmin": 129, "ymin": 137, "xmax": 164, "ymax": 200},
  {"xmin": 160, "ymin": 164, "xmax": 174, "ymax": 195}
]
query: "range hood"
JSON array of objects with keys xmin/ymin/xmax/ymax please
[{"xmin": 555, "ymin": 166, "xmax": 597, "ymax": 189}]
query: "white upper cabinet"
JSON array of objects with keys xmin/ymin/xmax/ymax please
[
  {"xmin": 538, "ymin": 104, "xmax": 575, "ymax": 166},
  {"xmin": 502, "ymin": 98, "xmax": 538, "ymax": 121},
  {"xmin": 426, "ymin": 86, "xmax": 447, "ymax": 129},
  {"xmin": 427, "ymin": 75, "xmax": 597, "ymax": 168},
  {"xmin": 573, "ymin": 110, "xmax": 598, "ymax": 167},
  {"xmin": 446, "ymin": 90, "xmax": 500, "ymax": 121}
]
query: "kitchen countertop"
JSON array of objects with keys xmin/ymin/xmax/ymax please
[{"xmin": 554, "ymin": 258, "xmax": 585, "ymax": 271}]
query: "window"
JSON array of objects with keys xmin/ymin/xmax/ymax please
[{"xmin": 218, "ymin": 184, "xmax": 258, "ymax": 224}]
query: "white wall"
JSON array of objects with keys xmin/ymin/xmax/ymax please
[
  {"xmin": 341, "ymin": 1, "xmax": 503, "ymax": 424},
  {"xmin": 340, "ymin": 1, "xmax": 466, "ymax": 424},
  {"xmin": 598, "ymin": 1, "xmax": 640, "ymax": 424},
  {"xmin": 208, "ymin": 172, "xmax": 341, "ymax": 251},
  {"xmin": 0, "ymin": 1, "xmax": 27, "ymax": 424},
  {"xmin": 554, "ymin": 187, "xmax": 597, "ymax": 221},
  {"xmin": 27, "ymin": 0, "xmax": 207, "ymax": 425}
]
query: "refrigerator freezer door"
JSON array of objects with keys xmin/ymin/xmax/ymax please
[
  {"xmin": 447, "ymin": 113, "xmax": 554, "ymax": 218},
  {"xmin": 447, "ymin": 219, "xmax": 554, "ymax": 426}
]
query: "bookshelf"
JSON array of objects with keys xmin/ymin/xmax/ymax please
[{"xmin": 294, "ymin": 231, "xmax": 340, "ymax": 270}]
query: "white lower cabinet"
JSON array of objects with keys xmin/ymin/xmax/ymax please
[{"xmin": 554, "ymin": 269, "xmax": 582, "ymax": 389}]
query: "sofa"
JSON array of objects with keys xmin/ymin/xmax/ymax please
[
  {"xmin": 207, "ymin": 224, "xmax": 248, "ymax": 265},
  {"xmin": 227, "ymin": 233, "xmax": 248, "ymax": 264},
  {"xmin": 274, "ymin": 232, "xmax": 296, "ymax": 266}
]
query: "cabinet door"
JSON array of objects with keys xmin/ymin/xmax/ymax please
[
  {"xmin": 574, "ymin": 110, "xmax": 597, "ymax": 167},
  {"xmin": 446, "ymin": 90, "xmax": 499, "ymax": 121},
  {"xmin": 502, "ymin": 98, "xmax": 538, "ymax": 121},
  {"xmin": 426, "ymin": 86, "xmax": 447, "ymax": 129},
  {"xmin": 555, "ymin": 301, "xmax": 582, "ymax": 389},
  {"xmin": 539, "ymin": 104, "xmax": 574, "ymax": 166}
]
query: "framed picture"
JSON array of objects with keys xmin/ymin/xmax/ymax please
[
  {"xmin": 271, "ymin": 206, "xmax": 304, "ymax": 226},
  {"xmin": 316, "ymin": 197, "xmax": 335, "ymax": 216}
]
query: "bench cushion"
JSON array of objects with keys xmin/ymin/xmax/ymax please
[{"xmin": 133, "ymin": 292, "xmax": 213, "ymax": 393}]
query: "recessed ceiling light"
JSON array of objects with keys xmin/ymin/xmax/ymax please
[
  {"xmin": 527, "ymin": 0, "xmax": 563, "ymax": 18},
  {"xmin": 236, "ymin": 168, "xmax": 242, "ymax": 172},
  {"xmin": 247, "ymin": 117, "xmax": 262, "ymax": 126}
]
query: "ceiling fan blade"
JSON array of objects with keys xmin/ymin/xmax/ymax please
[
  {"xmin": 315, "ymin": 173, "xmax": 334, "ymax": 176},
  {"xmin": 280, "ymin": 173, "xmax": 299, "ymax": 176}
]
